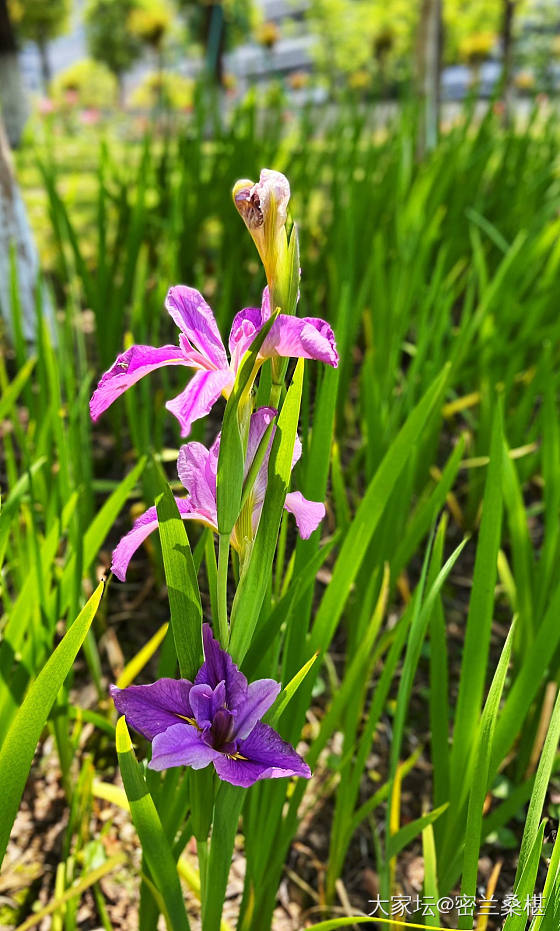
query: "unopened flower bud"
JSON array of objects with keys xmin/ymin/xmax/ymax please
[{"xmin": 233, "ymin": 169, "xmax": 292, "ymax": 312}]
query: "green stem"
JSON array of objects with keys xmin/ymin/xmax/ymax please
[
  {"xmin": 197, "ymin": 836, "xmax": 210, "ymax": 924},
  {"xmin": 217, "ymin": 533, "xmax": 230, "ymax": 647}
]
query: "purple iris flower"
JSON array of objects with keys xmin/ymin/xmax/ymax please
[
  {"xmin": 110, "ymin": 624, "xmax": 311, "ymax": 787},
  {"xmin": 111, "ymin": 407, "xmax": 325, "ymax": 581},
  {"xmin": 89, "ymin": 285, "xmax": 338, "ymax": 437}
]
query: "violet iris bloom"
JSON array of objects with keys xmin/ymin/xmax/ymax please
[
  {"xmin": 90, "ymin": 285, "xmax": 338, "ymax": 437},
  {"xmin": 111, "ymin": 624, "xmax": 311, "ymax": 787},
  {"xmin": 111, "ymin": 407, "xmax": 325, "ymax": 581}
]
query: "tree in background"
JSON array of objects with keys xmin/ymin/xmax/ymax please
[
  {"xmin": 50, "ymin": 58, "xmax": 118, "ymax": 109},
  {"xmin": 306, "ymin": 0, "xmax": 417, "ymax": 95},
  {"xmin": 0, "ymin": 0, "xmax": 28, "ymax": 146},
  {"xmin": 85, "ymin": 0, "xmax": 143, "ymax": 103},
  {"xmin": 127, "ymin": 0, "xmax": 174, "ymax": 79},
  {"xmin": 8, "ymin": 0, "xmax": 70, "ymax": 92},
  {"xmin": 416, "ymin": 0, "xmax": 442, "ymax": 156},
  {"xmin": 177, "ymin": 0, "xmax": 254, "ymax": 84}
]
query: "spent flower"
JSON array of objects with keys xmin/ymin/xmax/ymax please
[{"xmin": 111, "ymin": 623, "xmax": 311, "ymax": 788}]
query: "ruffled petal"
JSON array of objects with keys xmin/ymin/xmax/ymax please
[
  {"xmin": 228, "ymin": 306, "xmax": 263, "ymax": 371},
  {"xmin": 177, "ymin": 441, "xmax": 218, "ymax": 516},
  {"xmin": 195, "ymin": 624, "xmax": 247, "ymax": 710},
  {"xmin": 149, "ymin": 722, "xmax": 220, "ymax": 771},
  {"xmin": 89, "ymin": 345, "xmax": 187, "ymax": 421},
  {"xmin": 165, "ymin": 286, "xmax": 228, "ymax": 370},
  {"xmin": 260, "ymin": 286, "xmax": 272, "ymax": 321},
  {"xmin": 284, "ymin": 491, "xmax": 325, "ymax": 539},
  {"xmin": 234, "ymin": 679, "xmax": 281, "ymax": 740},
  {"xmin": 213, "ymin": 721, "xmax": 310, "ymax": 787},
  {"xmin": 110, "ymin": 679, "xmax": 193, "ymax": 741},
  {"xmin": 111, "ymin": 498, "xmax": 196, "ymax": 582},
  {"xmin": 166, "ymin": 369, "xmax": 233, "ymax": 438},
  {"xmin": 245, "ymin": 407, "xmax": 277, "ymax": 499},
  {"xmin": 260, "ymin": 316, "xmax": 338, "ymax": 367},
  {"xmin": 189, "ymin": 681, "xmax": 226, "ymax": 730}
]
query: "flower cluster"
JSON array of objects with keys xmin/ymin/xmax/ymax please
[{"xmin": 92, "ymin": 169, "xmax": 338, "ymax": 787}]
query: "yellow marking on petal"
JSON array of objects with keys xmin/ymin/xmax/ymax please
[{"xmin": 176, "ymin": 714, "xmax": 200, "ymax": 729}]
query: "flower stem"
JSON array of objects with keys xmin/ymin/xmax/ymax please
[
  {"xmin": 196, "ymin": 836, "xmax": 210, "ymax": 924},
  {"xmin": 217, "ymin": 533, "xmax": 230, "ymax": 647}
]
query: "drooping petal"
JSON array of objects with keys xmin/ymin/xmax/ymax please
[
  {"xmin": 245, "ymin": 406, "xmax": 276, "ymax": 483},
  {"xmin": 284, "ymin": 491, "xmax": 325, "ymax": 539},
  {"xmin": 234, "ymin": 679, "xmax": 281, "ymax": 740},
  {"xmin": 245, "ymin": 407, "xmax": 278, "ymax": 530},
  {"xmin": 291, "ymin": 435, "xmax": 302, "ymax": 469},
  {"xmin": 260, "ymin": 316, "xmax": 338, "ymax": 368},
  {"xmin": 110, "ymin": 679, "xmax": 193, "ymax": 741},
  {"xmin": 149, "ymin": 722, "xmax": 220, "ymax": 771},
  {"xmin": 213, "ymin": 721, "xmax": 311, "ymax": 787},
  {"xmin": 228, "ymin": 306, "xmax": 262, "ymax": 371},
  {"xmin": 111, "ymin": 498, "xmax": 197, "ymax": 582},
  {"xmin": 166, "ymin": 368, "xmax": 233, "ymax": 438},
  {"xmin": 165, "ymin": 286, "xmax": 228, "ymax": 370},
  {"xmin": 189, "ymin": 681, "xmax": 226, "ymax": 730},
  {"xmin": 195, "ymin": 624, "xmax": 247, "ymax": 711},
  {"xmin": 89, "ymin": 345, "xmax": 187, "ymax": 421},
  {"xmin": 177, "ymin": 441, "xmax": 218, "ymax": 516},
  {"xmin": 260, "ymin": 286, "xmax": 272, "ymax": 321}
]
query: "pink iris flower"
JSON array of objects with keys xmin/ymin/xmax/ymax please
[
  {"xmin": 111, "ymin": 407, "xmax": 325, "ymax": 581},
  {"xmin": 89, "ymin": 285, "xmax": 338, "ymax": 437}
]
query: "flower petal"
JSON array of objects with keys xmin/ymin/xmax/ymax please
[
  {"xmin": 260, "ymin": 316, "xmax": 338, "ymax": 367},
  {"xmin": 177, "ymin": 441, "xmax": 218, "ymax": 517},
  {"xmin": 165, "ymin": 286, "xmax": 228, "ymax": 370},
  {"xmin": 111, "ymin": 498, "xmax": 195, "ymax": 582},
  {"xmin": 149, "ymin": 722, "xmax": 220, "ymax": 771},
  {"xmin": 235, "ymin": 679, "xmax": 281, "ymax": 740},
  {"xmin": 89, "ymin": 345, "xmax": 187, "ymax": 421},
  {"xmin": 245, "ymin": 406, "xmax": 276, "ymax": 486},
  {"xmin": 284, "ymin": 491, "xmax": 325, "ymax": 539},
  {"xmin": 195, "ymin": 624, "xmax": 247, "ymax": 710},
  {"xmin": 189, "ymin": 681, "xmax": 226, "ymax": 729},
  {"xmin": 110, "ymin": 679, "xmax": 193, "ymax": 740},
  {"xmin": 228, "ymin": 306, "xmax": 262, "ymax": 371},
  {"xmin": 213, "ymin": 721, "xmax": 311, "ymax": 787},
  {"xmin": 256, "ymin": 169, "xmax": 291, "ymax": 229},
  {"xmin": 260, "ymin": 286, "xmax": 272, "ymax": 321},
  {"xmin": 166, "ymin": 369, "xmax": 233, "ymax": 437}
]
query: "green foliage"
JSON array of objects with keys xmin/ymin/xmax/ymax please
[
  {"xmin": 85, "ymin": 0, "xmax": 143, "ymax": 82},
  {"xmin": 129, "ymin": 70, "xmax": 194, "ymax": 109},
  {"xmin": 8, "ymin": 0, "xmax": 70, "ymax": 44},
  {"xmin": 6, "ymin": 90, "xmax": 560, "ymax": 929},
  {"xmin": 306, "ymin": 0, "xmax": 417, "ymax": 86},
  {"xmin": 50, "ymin": 57, "xmax": 118, "ymax": 107},
  {"xmin": 127, "ymin": 0, "xmax": 175, "ymax": 51}
]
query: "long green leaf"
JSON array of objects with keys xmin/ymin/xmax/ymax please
[
  {"xmin": 156, "ymin": 483, "xmax": 202, "ymax": 680},
  {"xmin": 229, "ymin": 358, "xmax": 305, "ymax": 662},
  {"xmin": 449, "ymin": 400, "xmax": 503, "ymax": 801},
  {"xmin": 115, "ymin": 717, "xmax": 190, "ymax": 931},
  {"xmin": 0, "ymin": 581, "xmax": 105, "ymax": 867}
]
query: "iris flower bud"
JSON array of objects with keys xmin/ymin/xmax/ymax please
[{"xmin": 233, "ymin": 169, "xmax": 297, "ymax": 317}]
